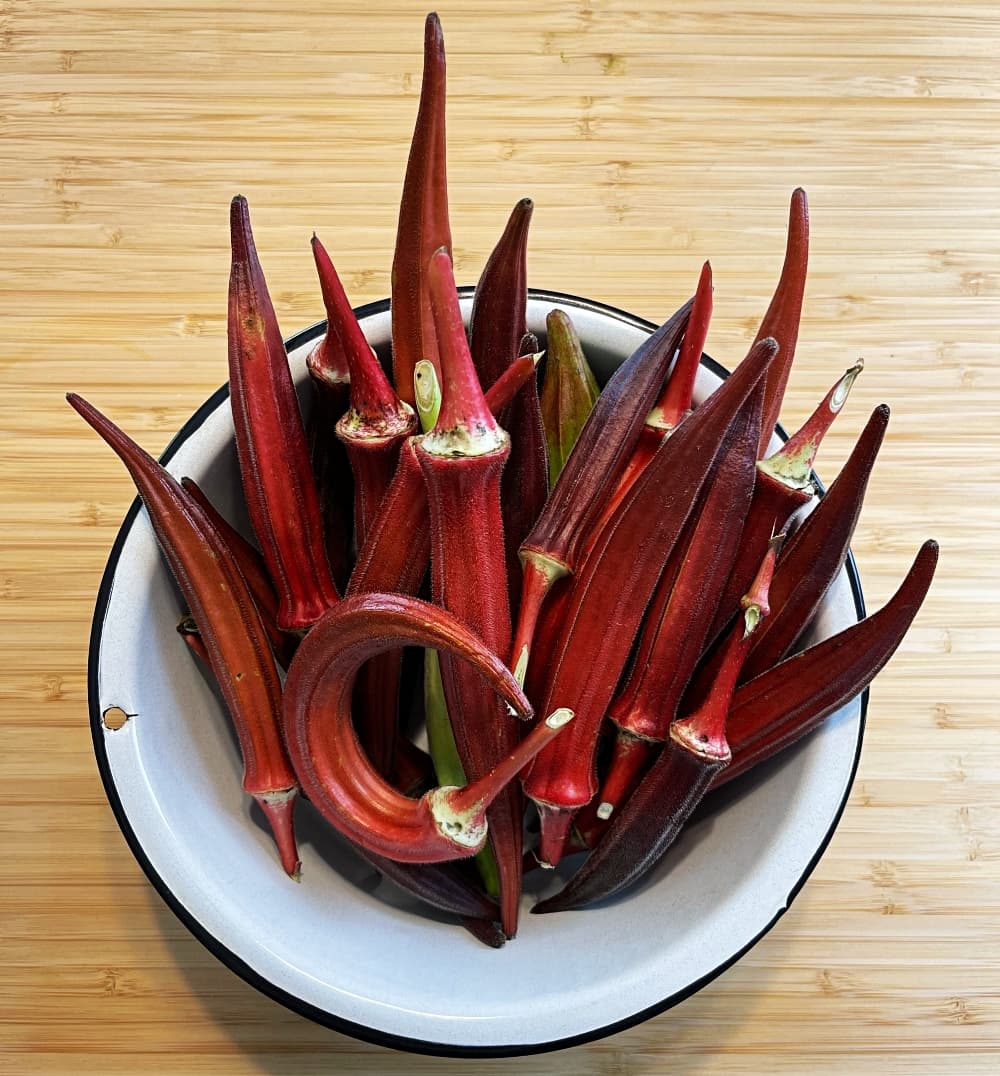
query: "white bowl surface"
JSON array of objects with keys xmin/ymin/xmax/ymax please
[{"xmin": 91, "ymin": 292, "xmax": 864, "ymax": 1054}]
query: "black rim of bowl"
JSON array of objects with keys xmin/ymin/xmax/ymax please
[{"xmin": 87, "ymin": 288, "xmax": 868, "ymax": 1058}]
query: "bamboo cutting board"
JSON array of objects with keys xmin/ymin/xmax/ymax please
[{"xmin": 1, "ymin": 1, "xmax": 996, "ymax": 1071}]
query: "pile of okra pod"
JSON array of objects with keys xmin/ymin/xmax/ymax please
[{"xmin": 70, "ymin": 14, "xmax": 936, "ymax": 946}]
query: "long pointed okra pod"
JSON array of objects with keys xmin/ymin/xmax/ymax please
[
  {"xmin": 756, "ymin": 187, "xmax": 810, "ymax": 454},
  {"xmin": 585, "ymin": 261, "xmax": 715, "ymax": 544},
  {"xmin": 597, "ymin": 377, "xmax": 762, "ymax": 818},
  {"xmin": 228, "ymin": 196, "xmax": 340, "ymax": 631},
  {"xmin": 391, "ymin": 12, "xmax": 451, "ymax": 404},
  {"xmin": 307, "ymin": 234, "xmax": 355, "ymax": 590},
  {"xmin": 739, "ymin": 404, "xmax": 889, "ymax": 682},
  {"xmin": 179, "ymin": 478, "xmax": 297, "ymax": 669},
  {"xmin": 511, "ymin": 297, "xmax": 694, "ymax": 686},
  {"xmin": 709, "ymin": 360, "xmax": 863, "ymax": 643},
  {"xmin": 68, "ymin": 394, "xmax": 301, "ymax": 878},
  {"xmin": 470, "ymin": 198, "xmax": 548, "ymax": 605},
  {"xmin": 523, "ymin": 337, "xmax": 778, "ymax": 867}
]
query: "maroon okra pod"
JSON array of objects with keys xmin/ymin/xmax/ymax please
[
  {"xmin": 307, "ymin": 234, "xmax": 355, "ymax": 590},
  {"xmin": 470, "ymin": 198, "xmax": 548, "ymax": 604},
  {"xmin": 709, "ymin": 359, "xmax": 863, "ymax": 644},
  {"xmin": 523, "ymin": 337, "xmax": 778, "ymax": 867},
  {"xmin": 68, "ymin": 394, "xmax": 301, "ymax": 878},
  {"xmin": 717, "ymin": 539, "xmax": 938, "ymax": 787},
  {"xmin": 597, "ymin": 376, "xmax": 762, "ymax": 818},
  {"xmin": 228, "ymin": 195, "xmax": 340, "ymax": 631},
  {"xmin": 756, "ymin": 187, "xmax": 810, "ymax": 454},
  {"xmin": 738, "ymin": 403, "xmax": 889, "ymax": 683}
]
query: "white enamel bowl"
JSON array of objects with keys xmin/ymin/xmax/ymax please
[{"xmin": 88, "ymin": 290, "xmax": 865, "ymax": 1056}]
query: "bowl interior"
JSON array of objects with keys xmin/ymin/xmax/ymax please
[{"xmin": 91, "ymin": 291, "xmax": 864, "ymax": 1055}]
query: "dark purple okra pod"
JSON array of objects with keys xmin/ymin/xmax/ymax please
[
  {"xmin": 511, "ymin": 297, "xmax": 694, "ymax": 683},
  {"xmin": 717, "ymin": 539, "xmax": 938, "ymax": 787},
  {"xmin": 739, "ymin": 404, "xmax": 890, "ymax": 683},
  {"xmin": 533, "ymin": 540, "xmax": 780, "ymax": 913},
  {"xmin": 469, "ymin": 198, "xmax": 547, "ymax": 608}
]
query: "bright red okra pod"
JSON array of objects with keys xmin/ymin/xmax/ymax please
[{"xmin": 415, "ymin": 249, "xmax": 526, "ymax": 936}]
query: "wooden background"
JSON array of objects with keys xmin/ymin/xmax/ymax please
[{"xmin": 1, "ymin": 0, "xmax": 996, "ymax": 1070}]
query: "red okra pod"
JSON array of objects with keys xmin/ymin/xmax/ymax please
[
  {"xmin": 716, "ymin": 539, "xmax": 938, "ymax": 788},
  {"xmin": 343, "ymin": 349, "xmax": 543, "ymax": 780},
  {"xmin": 307, "ymin": 234, "xmax": 354, "ymax": 590},
  {"xmin": 324, "ymin": 247, "xmax": 417, "ymax": 549},
  {"xmin": 348, "ymin": 348, "xmax": 539, "ymax": 599},
  {"xmin": 709, "ymin": 359, "xmax": 863, "ymax": 644},
  {"xmin": 228, "ymin": 195, "xmax": 339, "ymax": 631},
  {"xmin": 180, "ymin": 478, "xmax": 296, "ymax": 669},
  {"xmin": 470, "ymin": 198, "xmax": 548, "ymax": 605},
  {"xmin": 511, "ymin": 297, "xmax": 694, "ymax": 683},
  {"xmin": 282, "ymin": 593, "xmax": 573, "ymax": 863},
  {"xmin": 391, "ymin": 12, "xmax": 451, "ymax": 405},
  {"xmin": 756, "ymin": 187, "xmax": 810, "ymax": 455},
  {"xmin": 597, "ymin": 376, "xmax": 763, "ymax": 818},
  {"xmin": 738, "ymin": 404, "xmax": 890, "ymax": 683},
  {"xmin": 587, "ymin": 261, "xmax": 714, "ymax": 542},
  {"xmin": 415, "ymin": 250, "xmax": 524, "ymax": 935},
  {"xmin": 68, "ymin": 393, "xmax": 300, "ymax": 878},
  {"xmin": 523, "ymin": 337, "xmax": 778, "ymax": 867},
  {"xmin": 534, "ymin": 541, "xmax": 780, "ymax": 913}
]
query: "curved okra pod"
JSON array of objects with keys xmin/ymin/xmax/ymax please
[
  {"xmin": 282, "ymin": 593, "xmax": 573, "ymax": 863},
  {"xmin": 228, "ymin": 196, "xmax": 340, "ymax": 631},
  {"xmin": 391, "ymin": 12, "xmax": 451, "ymax": 405},
  {"xmin": 597, "ymin": 376, "xmax": 762, "ymax": 818},
  {"xmin": 470, "ymin": 198, "xmax": 547, "ymax": 606},
  {"xmin": 534, "ymin": 541, "xmax": 780, "ymax": 913},
  {"xmin": 756, "ymin": 187, "xmax": 810, "ymax": 454},
  {"xmin": 738, "ymin": 404, "xmax": 889, "ymax": 683},
  {"xmin": 415, "ymin": 250, "xmax": 524, "ymax": 936},
  {"xmin": 716, "ymin": 539, "xmax": 938, "ymax": 787},
  {"xmin": 523, "ymin": 337, "xmax": 778, "ymax": 867},
  {"xmin": 511, "ymin": 296, "xmax": 694, "ymax": 686},
  {"xmin": 67, "ymin": 394, "xmax": 301, "ymax": 878}
]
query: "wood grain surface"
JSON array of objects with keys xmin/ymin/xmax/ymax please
[{"xmin": 1, "ymin": 0, "xmax": 996, "ymax": 1070}]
